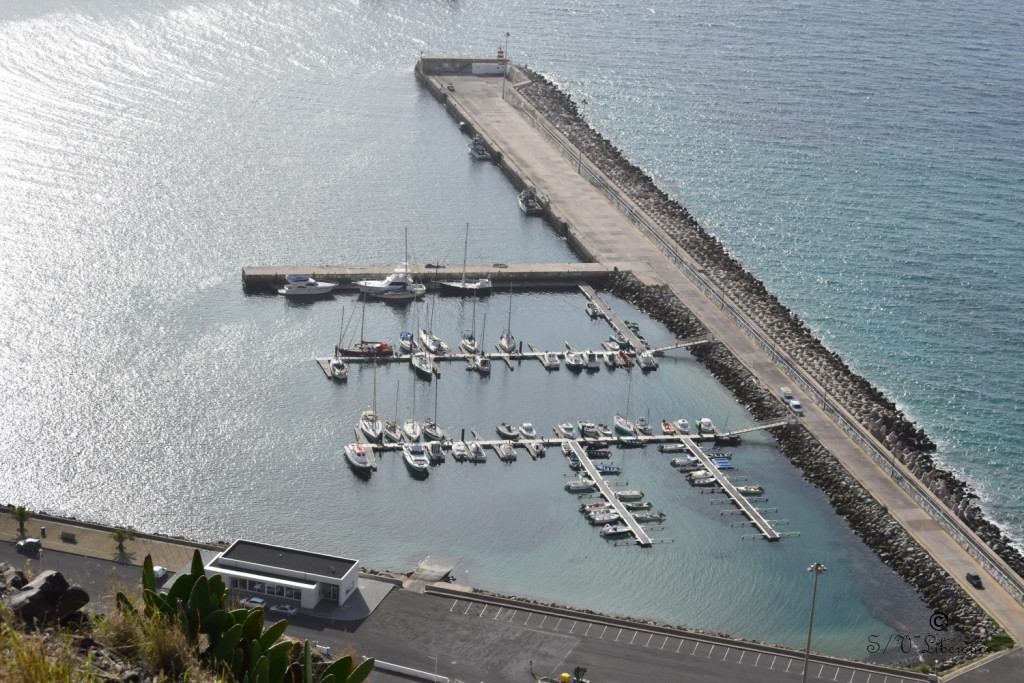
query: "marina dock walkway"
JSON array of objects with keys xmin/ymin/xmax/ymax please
[
  {"xmin": 679, "ymin": 438, "xmax": 780, "ymax": 541},
  {"xmin": 565, "ymin": 441, "xmax": 652, "ymax": 547},
  {"xmin": 422, "ymin": 61, "xmax": 1024, "ymax": 638}
]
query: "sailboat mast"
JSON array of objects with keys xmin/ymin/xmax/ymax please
[{"xmin": 461, "ymin": 222, "xmax": 469, "ymax": 286}]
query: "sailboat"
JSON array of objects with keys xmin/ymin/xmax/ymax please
[
  {"xmin": 459, "ymin": 296, "xmax": 480, "ymax": 355},
  {"xmin": 359, "ymin": 362, "xmax": 384, "ymax": 443},
  {"xmin": 496, "ymin": 284, "xmax": 516, "ymax": 354},
  {"xmin": 439, "ymin": 223, "xmax": 492, "ymax": 294},
  {"xmin": 403, "ymin": 388, "xmax": 422, "ymax": 441},
  {"xmin": 471, "ymin": 313, "xmax": 491, "ymax": 374},
  {"xmin": 329, "ymin": 308, "xmax": 349, "ymax": 380},
  {"xmin": 383, "ymin": 381, "xmax": 403, "ymax": 443},
  {"xmin": 422, "ymin": 379, "xmax": 446, "ymax": 441},
  {"xmin": 339, "ymin": 293, "xmax": 393, "ymax": 357},
  {"xmin": 613, "ymin": 372, "xmax": 637, "ymax": 436}
]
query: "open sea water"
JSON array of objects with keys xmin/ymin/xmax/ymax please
[{"xmin": 1, "ymin": 0, "xmax": 1021, "ymax": 662}]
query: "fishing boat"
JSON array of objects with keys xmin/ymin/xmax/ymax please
[
  {"xmin": 518, "ymin": 187, "xmax": 542, "ymax": 215},
  {"xmin": 586, "ymin": 448, "xmax": 611, "ymax": 459},
  {"xmin": 519, "ymin": 423, "xmax": 537, "ymax": 439},
  {"xmin": 565, "ymin": 477, "xmax": 595, "ymax": 492},
  {"xmin": 555, "ymin": 422, "xmax": 576, "ymax": 439},
  {"xmin": 697, "ymin": 417, "xmax": 716, "ymax": 434},
  {"xmin": 615, "ymin": 490, "xmax": 644, "ymax": 501},
  {"xmin": 633, "ymin": 510, "xmax": 666, "ymax": 523},
  {"xmin": 564, "ymin": 351, "xmax": 585, "ymax": 371},
  {"xmin": 584, "ymin": 350, "xmax": 600, "ymax": 372},
  {"xmin": 402, "ymin": 443, "xmax": 430, "ymax": 476},
  {"xmin": 622, "ymin": 501, "xmax": 653, "ymax": 511},
  {"xmin": 496, "ymin": 422, "xmax": 520, "ymax": 439},
  {"xmin": 439, "ymin": 223, "xmax": 492, "ymax": 294},
  {"xmin": 674, "ymin": 418, "xmax": 690, "ymax": 434},
  {"xmin": 600, "ymin": 524, "xmax": 632, "ymax": 538},
  {"xmin": 526, "ymin": 441, "xmax": 545, "ymax": 458},
  {"xmin": 661, "ymin": 420, "xmax": 676, "ymax": 435},
  {"xmin": 278, "ymin": 274, "xmax": 337, "ymax": 296},
  {"xmin": 596, "ymin": 423, "xmax": 613, "ymax": 439},
  {"xmin": 595, "ymin": 464, "xmax": 621, "ymax": 475},
  {"xmin": 578, "ymin": 421, "xmax": 599, "ymax": 439},
  {"xmin": 737, "ymin": 485, "xmax": 765, "ymax": 497},
  {"xmin": 344, "ymin": 443, "xmax": 373, "ymax": 473},
  {"xmin": 585, "ymin": 301, "xmax": 600, "ymax": 318},
  {"xmin": 468, "ymin": 135, "xmax": 491, "ymax": 161},
  {"xmin": 497, "ymin": 441, "xmax": 517, "ymax": 462}
]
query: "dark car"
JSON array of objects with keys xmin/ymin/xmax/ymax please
[
  {"xmin": 16, "ymin": 538, "xmax": 42, "ymax": 555},
  {"xmin": 966, "ymin": 572, "xmax": 984, "ymax": 589}
]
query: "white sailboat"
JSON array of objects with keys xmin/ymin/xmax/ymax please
[
  {"xmin": 497, "ymin": 285, "xmax": 516, "ymax": 354},
  {"xmin": 613, "ymin": 372, "xmax": 636, "ymax": 436},
  {"xmin": 439, "ymin": 223, "xmax": 492, "ymax": 294},
  {"xmin": 422, "ymin": 379, "xmax": 445, "ymax": 441},
  {"xmin": 403, "ymin": 388, "xmax": 422, "ymax": 441},
  {"xmin": 359, "ymin": 362, "xmax": 384, "ymax": 443},
  {"xmin": 459, "ymin": 296, "xmax": 481, "ymax": 355}
]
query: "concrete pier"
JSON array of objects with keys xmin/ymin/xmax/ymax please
[{"xmin": 564, "ymin": 440, "xmax": 652, "ymax": 547}]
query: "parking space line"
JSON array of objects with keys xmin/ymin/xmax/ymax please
[
  {"xmin": 569, "ymin": 621, "xmax": 576, "ymax": 634},
  {"xmin": 770, "ymin": 655, "xmax": 777, "ymax": 669},
  {"xmin": 523, "ymin": 613, "xmax": 531, "ymax": 626},
  {"xmin": 463, "ymin": 602, "xmax": 473, "ymax": 614},
  {"xmin": 449, "ymin": 601, "xmax": 458, "ymax": 613},
  {"xmin": 600, "ymin": 625, "xmax": 607, "ymax": 638},
  {"xmin": 584, "ymin": 623, "xmax": 592, "ymax": 636},
  {"xmin": 539, "ymin": 616, "xmax": 547, "ymax": 628},
  {"xmin": 722, "ymin": 647, "xmax": 729, "ymax": 661},
  {"xmin": 833, "ymin": 667, "xmax": 840, "ymax": 681},
  {"xmin": 737, "ymin": 651, "xmax": 744, "ymax": 664},
  {"xmin": 676, "ymin": 639, "xmax": 684, "ymax": 654},
  {"xmin": 691, "ymin": 642, "xmax": 699, "ymax": 656},
  {"xmin": 644, "ymin": 633, "xmax": 652, "ymax": 647},
  {"xmin": 478, "ymin": 606, "xmax": 487, "ymax": 618},
  {"xmin": 754, "ymin": 653, "xmax": 761, "ymax": 667},
  {"xmin": 492, "ymin": 607, "xmax": 501, "ymax": 620},
  {"xmin": 615, "ymin": 628, "xmax": 623, "ymax": 642},
  {"xmin": 508, "ymin": 610, "xmax": 517, "ymax": 622},
  {"xmin": 554, "ymin": 618, "xmax": 562, "ymax": 631},
  {"xmin": 818, "ymin": 663, "xmax": 824, "ymax": 678},
  {"xmin": 708, "ymin": 645, "xmax": 715, "ymax": 659}
]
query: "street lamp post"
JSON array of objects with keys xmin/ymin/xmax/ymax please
[
  {"xmin": 802, "ymin": 563, "xmax": 827, "ymax": 683},
  {"xmin": 501, "ymin": 32, "xmax": 510, "ymax": 100}
]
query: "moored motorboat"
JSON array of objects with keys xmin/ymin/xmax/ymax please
[
  {"xmin": 637, "ymin": 350, "xmax": 658, "ymax": 371},
  {"xmin": 519, "ymin": 422, "xmax": 537, "ymax": 439},
  {"xmin": 596, "ymin": 423, "xmax": 613, "ymax": 438},
  {"xmin": 561, "ymin": 441, "xmax": 575, "ymax": 456},
  {"xmin": 580, "ymin": 501, "xmax": 615, "ymax": 513},
  {"xmin": 496, "ymin": 422, "xmax": 520, "ymax": 440},
  {"xmin": 371, "ymin": 284, "xmax": 425, "ymax": 302},
  {"xmin": 497, "ymin": 441, "xmax": 517, "ymax": 462},
  {"xmin": 660, "ymin": 420, "xmax": 676, "ymax": 435},
  {"xmin": 467, "ymin": 354, "xmax": 491, "ymax": 374},
  {"xmin": 697, "ymin": 417, "xmax": 716, "ymax": 434},
  {"xmin": 737, "ymin": 485, "xmax": 765, "ymax": 497},
  {"xmin": 600, "ymin": 523, "xmax": 632, "ymax": 538},
  {"xmin": 518, "ymin": 187, "xmax": 542, "ymax": 215},
  {"xmin": 615, "ymin": 490, "xmax": 644, "ymax": 501},
  {"xmin": 278, "ymin": 275, "xmax": 338, "ymax": 296},
  {"xmin": 356, "ymin": 264, "xmax": 417, "ymax": 296},
  {"xmin": 539, "ymin": 351, "xmax": 561, "ymax": 370},
  {"xmin": 595, "ymin": 464, "xmax": 622, "ymax": 475},
  {"xmin": 565, "ymin": 477, "xmax": 595, "ymax": 492},
  {"xmin": 425, "ymin": 440, "xmax": 446, "ymax": 464},
  {"xmin": 468, "ymin": 135, "xmax": 491, "ymax": 161},
  {"xmin": 584, "ymin": 350, "xmax": 600, "ymax": 372},
  {"xmin": 344, "ymin": 443, "xmax": 374, "ymax": 473},
  {"xmin": 527, "ymin": 441, "xmax": 545, "ymax": 458},
  {"xmin": 622, "ymin": 501, "xmax": 652, "ymax": 511},
  {"xmin": 617, "ymin": 350, "xmax": 634, "ymax": 368},
  {"xmin": 578, "ymin": 421, "xmax": 599, "ymax": 439},
  {"xmin": 555, "ymin": 422, "xmax": 576, "ymax": 439},
  {"xmin": 589, "ymin": 511, "xmax": 621, "ymax": 525},
  {"xmin": 585, "ymin": 301, "xmax": 600, "ymax": 318},
  {"xmin": 467, "ymin": 440, "xmax": 487, "ymax": 462},
  {"xmin": 451, "ymin": 441, "xmax": 470, "ymax": 462},
  {"xmin": 674, "ymin": 418, "xmax": 690, "ymax": 434},
  {"xmin": 633, "ymin": 510, "xmax": 666, "ymax": 523},
  {"xmin": 564, "ymin": 351, "xmax": 585, "ymax": 371},
  {"xmin": 402, "ymin": 443, "xmax": 430, "ymax": 475}
]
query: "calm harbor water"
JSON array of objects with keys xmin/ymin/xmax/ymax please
[{"xmin": 1, "ymin": 0, "xmax": 1021, "ymax": 662}]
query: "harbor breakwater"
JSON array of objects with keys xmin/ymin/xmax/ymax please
[{"xmin": 508, "ymin": 68, "xmax": 1013, "ymax": 663}]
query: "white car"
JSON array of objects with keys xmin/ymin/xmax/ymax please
[
  {"xmin": 788, "ymin": 399, "xmax": 804, "ymax": 416},
  {"xmin": 152, "ymin": 566, "xmax": 168, "ymax": 580},
  {"xmin": 269, "ymin": 603, "xmax": 298, "ymax": 617},
  {"xmin": 240, "ymin": 596, "xmax": 267, "ymax": 609}
]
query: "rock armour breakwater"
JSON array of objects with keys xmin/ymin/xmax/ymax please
[{"xmin": 512, "ymin": 66, "xmax": 1024, "ymax": 585}]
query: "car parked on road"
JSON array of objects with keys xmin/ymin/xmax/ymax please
[
  {"xmin": 788, "ymin": 398, "xmax": 804, "ymax": 416},
  {"xmin": 240, "ymin": 596, "xmax": 267, "ymax": 609},
  {"xmin": 269, "ymin": 603, "xmax": 298, "ymax": 617},
  {"xmin": 966, "ymin": 572, "xmax": 984, "ymax": 589}
]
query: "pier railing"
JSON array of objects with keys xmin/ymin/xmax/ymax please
[{"xmin": 504, "ymin": 69, "xmax": 1024, "ymax": 605}]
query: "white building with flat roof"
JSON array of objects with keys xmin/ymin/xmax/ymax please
[{"xmin": 204, "ymin": 539, "xmax": 359, "ymax": 610}]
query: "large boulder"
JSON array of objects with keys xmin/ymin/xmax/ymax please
[{"xmin": 2, "ymin": 569, "xmax": 90, "ymax": 625}]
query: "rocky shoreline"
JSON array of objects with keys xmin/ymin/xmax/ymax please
[{"xmin": 512, "ymin": 67, "xmax": 1015, "ymax": 665}]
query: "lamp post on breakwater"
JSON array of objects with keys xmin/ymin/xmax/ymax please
[
  {"xmin": 802, "ymin": 562, "xmax": 827, "ymax": 683},
  {"xmin": 501, "ymin": 32, "xmax": 510, "ymax": 100}
]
